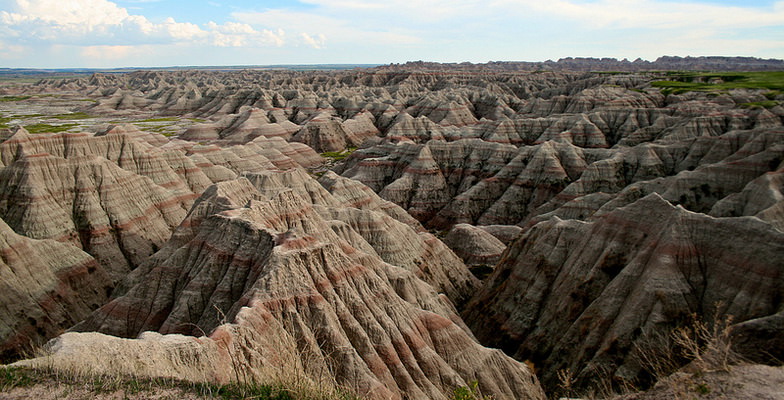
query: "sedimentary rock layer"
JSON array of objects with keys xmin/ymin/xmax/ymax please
[
  {"xmin": 72, "ymin": 170, "xmax": 543, "ymax": 400},
  {"xmin": 0, "ymin": 125, "xmax": 322, "ymax": 279},
  {"xmin": 0, "ymin": 217, "xmax": 111, "ymax": 361},
  {"xmin": 462, "ymin": 194, "xmax": 784, "ymax": 392}
]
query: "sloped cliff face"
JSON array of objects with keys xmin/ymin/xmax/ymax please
[
  {"xmin": 338, "ymin": 104, "xmax": 782, "ymax": 231},
  {"xmin": 0, "ymin": 217, "xmax": 112, "ymax": 362},
  {"xmin": 0, "ymin": 125, "xmax": 322, "ymax": 280},
  {"xmin": 462, "ymin": 194, "xmax": 784, "ymax": 392},
  {"xmin": 71, "ymin": 170, "xmax": 543, "ymax": 400},
  {"xmin": 0, "ymin": 124, "xmax": 325, "ymax": 360}
]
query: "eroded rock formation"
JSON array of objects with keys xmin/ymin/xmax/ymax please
[
  {"xmin": 0, "ymin": 217, "xmax": 112, "ymax": 361},
  {"xmin": 71, "ymin": 170, "xmax": 543, "ymax": 400},
  {"xmin": 463, "ymin": 194, "xmax": 784, "ymax": 392},
  {"xmin": 0, "ymin": 125, "xmax": 322, "ymax": 280},
  {"xmin": 3, "ymin": 63, "xmax": 783, "ymax": 398}
]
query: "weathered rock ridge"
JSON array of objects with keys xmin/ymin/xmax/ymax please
[
  {"xmin": 70, "ymin": 170, "xmax": 543, "ymax": 400},
  {"xmin": 0, "ymin": 217, "xmax": 111, "ymax": 361},
  {"xmin": 463, "ymin": 194, "xmax": 784, "ymax": 392},
  {"xmin": 0, "ymin": 125, "xmax": 322, "ymax": 280}
]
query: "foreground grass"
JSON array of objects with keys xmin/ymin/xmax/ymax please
[
  {"xmin": 0, "ymin": 366, "xmax": 359, "ymax": 399},
  {"xmin": 0, "ymin": 365, "xmax": 487, "ymax": 399},
  {"xmin": 652, "ymin": 71, "xmax": 784, "ymax": 95}
]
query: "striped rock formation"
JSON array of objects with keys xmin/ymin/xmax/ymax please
[
  {"xmin": 442, "ymin": 224, "xmax": 506, "ymax": 270},
  {"xmin": 0, "ymin": 124, "xmax": 324, "ymax": 359},
  {"xmin": 70, "ymin": 170, "xmax": 545, "ymax": 400},
  {"xmin": 463, "ymin": 194, "xmax": 784, "ymax": 392},
  {"xmin": 0, "ymin": 125, "xmax": 322, "ymax": 280},
  {"xmin": 0, "ymin": 217, "xmax": 112, "ymax": 361}
]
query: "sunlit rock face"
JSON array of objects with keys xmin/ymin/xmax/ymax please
[{"xmin": 72, "ymin": 170, "xmax": 544, "ymax": 400}]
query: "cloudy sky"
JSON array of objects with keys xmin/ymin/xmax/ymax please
[{"xmin": 0, "ymin": 0, "xmax": 782, "ymax": 68}]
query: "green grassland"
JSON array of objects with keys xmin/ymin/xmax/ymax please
[
  {"xmin": 0, "ymin": 114, "xmax": 12, "ymax": 130},
  {"xmin": 0, "ymin": 96, "xmax": 32, "ymax": 102},
  {"xmin": 24, "ymin": 123, "xmax": 79, "ymax": 133},
  {"xmin": 652, "ymin": 71, "xmax": 784, "ymax": 95},
  {"xmin": 51, "ymin": 112, "xmax": 93, "ymax": 120},
  {"xmin": 321, "ymin": 147, "xmax": 357, "ymax": 162},
  {"xmin": 740, "ymin": 100, "xmax": 781, "ymax": 109}
]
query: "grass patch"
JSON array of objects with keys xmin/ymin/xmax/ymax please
[
  {"xmin": 0, "ymin": 114, "xmax": 12, "ymax": 129},
  {"xmin": 321, "ymin": 147, "xmax": 357, "ymax": 162},
  {"xmin": 740, "ymin": 100, "xmax": 780, "ymax": 109},
  {"xmin": 451, "ymin": 381, "xmax": 492, "ymax": 400},
  {"xmin": 132, "ymin": 117, "xmax": 179, "ymax": 123},
  {"xmin": 11, "ymin": 113, "xmax": 46, "ymax": 119},
  {"xmin": 0, "ymin": 366, "xmax": 359, "ymax": 400},
  {"xmin": 652, "ymin": 71, "xmax": 784, "ymax": 95},
  {"xmin": 0, "ymin": 95, "xmax": 31, "ymax": 102},
  {"xmin": 133, "ymin": 123, "xmax": 179, "ymax": 136},
  {"xmin": 1, "ymin": 367, "xmax": 38, "ymax": 391},
  {"xmin": 51, "ymin": 112, "xmax": 93, "ymax": 120},
  {"xmin": 24, "ymin": 123, "xmax": 79, "ymax": 133}
]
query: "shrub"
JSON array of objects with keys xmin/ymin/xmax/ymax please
[{"xmin": 451, "ymin": 380, "xmax": 492, "ymax": 400}]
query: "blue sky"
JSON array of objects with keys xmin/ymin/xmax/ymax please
[{"xmin": 0, "ymin": 0, "xmax": 782, "ymax": 68}]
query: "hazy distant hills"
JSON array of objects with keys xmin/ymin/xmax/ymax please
[
  {"xmin": 385, "ymin": 56, "xmax": 784, "ymax": 72},
  {"xmin": 1, "ymin": 56, "xmax": 782, "ymax": 78},
  {"xmin": 0, "ymin": 64, "xmax": 382, "ymax": 77}
]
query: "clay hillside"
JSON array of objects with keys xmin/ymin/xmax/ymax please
[{"xmin": 0, "ymin": 58, "xmax": 782, "ymax": 400}]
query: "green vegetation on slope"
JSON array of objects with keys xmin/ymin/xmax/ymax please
[
  {"xmin": 24, "ymin": 123, "xmax": 78, "ymax": 133},
  {"xmin": 132, "ymin": 117, "xmax": 180, "ymax": 123},
  {"xmin": 321, "ymin": 147, "xmax": 357, "ymax": 162},
  {"xmin": 652, "ymin": 71, "xmax": 784, "ymax": 95},
  {"xmin": 739, "ymin": 100, "xmax": 781, "ymax": 109},
  {"xmin": 0, "ymin": 95, "xmax": 31, "ymax": 102},
  {"xmin": 51, "ymin": 112, "xmax": 93, "ymax": 120},
  {"xmin": 0, "ymin": 114, "xmax": 12, "ymax": 130}
]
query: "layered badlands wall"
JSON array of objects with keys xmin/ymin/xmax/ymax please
[{"xmin": 1, "ymin": 62, "xmax": 782, "ymax": 398}]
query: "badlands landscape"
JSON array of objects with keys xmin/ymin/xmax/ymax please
[{"xmin": 0, "ymin": 57, "xmax": 783, "ymax": 399}]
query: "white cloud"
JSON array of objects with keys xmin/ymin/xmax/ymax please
[
  {"xmin": 4, "ymin": 0, "xmax": 128, "ymax": 26},
  {"xmin": 0, "ymin": 38, "xmax": 26, "ymax": 59},
  {"xmin": 519, "ymin": 0, "xmax": 784, "ymax": 30},
  {"xmin": 204, "ymin": 21, "xmax": 285, "ymax": 47},
  {"xmin": 161, "ymin": 17, "xmax": 205, "ymax": 40},
  {"xmin": 301, "ymin": 32, "xmax": 326, "ymax": 49},
  {"xmin": 297, "ymin": 0, "xmax": 784, "ymax": 30},
  {"xmin": 232, "ymin": 9, "xmax": 421, "ymax": 47},
  {"xmin": 1, "ymin": 0, "xmax": 782, "ymax": 67},
  {"xmin": 81, "ymin": 44, "xmax": 138, "ymax": 60},
  {"xmin": 0, "ymin": 0, "xmax": 289, "ymax": 48}
]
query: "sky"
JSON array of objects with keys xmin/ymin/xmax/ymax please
[{"xmin": 0, "ymin": 0, "xmax": 782, "ymax": 68}]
